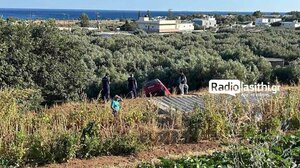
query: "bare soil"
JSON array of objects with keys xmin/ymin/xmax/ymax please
[{"xmin": 42, "ymin": 140, "xmax": 220, "ymax": 168}]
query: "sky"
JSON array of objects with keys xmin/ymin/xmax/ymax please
[{"xmin": 0, "ymin": 0, "xmax": 299, "ymax": 12}]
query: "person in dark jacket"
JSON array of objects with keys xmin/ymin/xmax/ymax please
[
  {"xmin": 178, "ymin": 72, "xmax": 189, "ymax": 95},
  {"xmin": 127, "ymin": 74, "xmax": 138, "ymax": 98},
  {"xmin": 101, "ymin": 73, "xmax": 110, "ymax": 102}
]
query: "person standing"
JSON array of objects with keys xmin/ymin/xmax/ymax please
[
  {"xmin": 127, "ymin": 74, "xmax": 138, "ymax": 98},
  {"xmin": 178, "ymin": 72, "xmax": 189, "ymax": 95},
  {"xmin": 101, "ymin": 73, "xmax": 110, "ymax": 102},
  {"xmin": 111, "ymin": 95, "xmax": 123, "ymax": 117}
]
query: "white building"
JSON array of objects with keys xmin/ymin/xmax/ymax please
[
  {"xmin": 269, "ymin": 18, "xmax": 282, "ymax": 23},
  {"xmin": 136, "ymin": 16, "xmax": 194, "ymax": 33},
  {"xmin": 192, "ymin": 16, "xmax": 217, "ymax": 28},
  {"xmin": 255, "ymin": 18, "xmax": 269, "ymax": 26},
  {"xmin": 281, "ymin": 20, "xmax": 300, "ymax": 29},
  {"xmin": 255, "ymin": 18, "xmax": 282, "ymax": 26},
  {"xmin": 177, "ymin": 22, "xmax": 195, "ymax": 31},
  {"xmin": 233, "ymin": 22, "xmax": 255, "ymax": 28}
]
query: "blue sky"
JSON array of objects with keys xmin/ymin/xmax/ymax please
[{"xmin": 1, "ymin": 0, "xmax": 299, "ymax": 12}]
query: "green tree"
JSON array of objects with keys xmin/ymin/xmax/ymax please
[
  {"xmin": 290, "ymin": 59, "xmax": 300, "ymax": 84},
  {"xmin": 120, "ymin": 20, "xmax": 138, "ymax": 31},
  {"xmin": 270, "ymin": 21, "xmax": 282, "ymax": 27},
  {"xmin": 146, "ymin": 10, "xmax": 151, "ymax": 18},
  {"xmin": 167, "ymin": 9, "xmax": 174, "ymax": 20},
  {"xmin": 253, "ymin": 11, "xmax": 263, "ymax": 18},
  {"xmin": 0, "ymin": 22, "xmax": 93, "ymax": 103},
  {"xmin": 79, "ymin": 13, "xmax": 90, "ymax": 27},
  {"xmin": 237, "ymin": 15, "xmax": 255, "ymax": 23}
]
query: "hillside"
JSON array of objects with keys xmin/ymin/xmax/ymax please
[
  {"xmin": 1, "ymin": 20, "xmax": 300, "ymax": 104},
  {"xmin": 1, "ymin": 19, "xmax": 300, "ymax": 167}
]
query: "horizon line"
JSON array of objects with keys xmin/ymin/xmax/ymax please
[{"xmin": 0, "ymin": 7, "xmax": 292, "ymax": 13}]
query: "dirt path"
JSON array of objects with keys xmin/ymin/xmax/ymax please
[{"xmin": 43, "ymin": 140, "xmax": 220, "ymax": 168}]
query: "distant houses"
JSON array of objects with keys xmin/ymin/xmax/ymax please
[
  {"xmin": 254, "ymin": 14, "xmax": 300, "ymax": 29},
  {"xmin": 255, "ymin": 18, "xmax": 269, "ymax": 26},
  {"xmin": 255, "ymin": 17, "xmax": 282, "ymax": 27},
  {"xmin": 54, "ymin": 13, "xmax": 299, "ymax": 34},
  {"xmin": 136, "ymin": 16, "xmax": 194, "ymax": 33},
  {"xmin": 177, "ymin": 22, "xmax": 195, "ymax": 32},
  {"xmin": 232, "ymin": 22, "xmax": 255, "ymax": 28},
  {"xmin": 192, "ymin": 16, "xmax": 217, "ymax": 28},
  {"xmin": 136, "ymin": 13, "xmax": 299, "ymax": 34},
  {"xmin": 281, "ymin": 20, "xmax": 300, "ymax": 29},
  {"xmin": 265, "ymin": 58, "xmax": 285, "ymax": 67},
  {"xmin": 248, "ymin": 15, "xmax": 300, "ymax": 29}
]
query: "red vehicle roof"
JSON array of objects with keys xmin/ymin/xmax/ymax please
[{"xmin": 144, "ymin": 79, "xmax": 171, "ymax": 97}]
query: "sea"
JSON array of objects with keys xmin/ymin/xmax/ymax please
[{"xmin": 0, "ymin": 8, "xmax": 263, "ymax": 20}]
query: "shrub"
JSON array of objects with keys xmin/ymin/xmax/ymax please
[
  {"xmin": 0, "ymin": 89, "xmax": 43, "ymax": 111},
  {"xmin": 77, "ymin": 122, "xmax": 102, "ymax": 158},
  {"xmin": 0, "ymin": 131, "xmax": 27, "ymax": 167},
  {"xmin": 25, "ymin": 134, "xmax": 52, "ymax": 165},
  {"xmin": 51, "ymin": 133, "xmax": 78, "ymax": 163},
  {"xmin": 184, "ymin": 108, "xmax": 205, "ymax": 142},
  {"xmin": 120, "ymin": 20, "xmax": 138, "ymax": 31},
  {"xmin": 240, "ymin": 123, "xmax": 259, "ymax": 139},
  {"xmin": 260, "ymin": 117, "xmax": 282, "ymax": 135},
  {"xmin": 285, "ymin": 116, "xmax": 300, "ymax": 131},
  {"xmin": 140, "ymin": 131, "xmax": 300, "ymax": 168},
  {"xmin": 111, "ymin": 132, "xmax": 143, "ymax": 155}
]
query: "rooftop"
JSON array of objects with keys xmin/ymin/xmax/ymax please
[{"xmin": 265, "ymin": 58, "xmax": 285, "ymax": 62}]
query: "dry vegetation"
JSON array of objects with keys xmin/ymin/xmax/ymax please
[{"xmin": 0, "ymin": 86, "xmax": 300, "ymax": 167}]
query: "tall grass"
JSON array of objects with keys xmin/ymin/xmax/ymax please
[
  {"xmin": 0, "ymin": 87, "xmax": 299, "ymax": 166},
  {"xmin": 191, "ymin": 88, "xmax": 300, "ymax": 141},
  {"xmin": 0, "ymin": 90, "xmax": 160, "ymax": 166}
]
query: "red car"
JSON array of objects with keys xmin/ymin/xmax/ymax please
[{"xmin": 144, "ymin": 79, "xmax": 171, "ymax": 97}]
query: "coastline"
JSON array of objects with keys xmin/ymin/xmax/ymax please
[{"xmin": 0, "ymin": 9, "xmax": 284, "ymax": 20}]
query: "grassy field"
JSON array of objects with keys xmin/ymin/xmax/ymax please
[{"xmin": 0, "ymin": 87, "xmax": 300, "ymax": 167}]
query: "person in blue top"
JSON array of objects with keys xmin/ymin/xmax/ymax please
[{"xmin": 111, "ymin": 95, "xmax": 123, "ymax": 117}]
